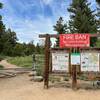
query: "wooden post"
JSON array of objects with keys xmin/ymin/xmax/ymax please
[
  {"xmin": 44, "ymin": 34, "xmax": 50, "ymax": 89},
  {"xmin": 49, "ymin": 53, "xmax": 52, "ymax": 73},
  {"xmin": 72, "ymin": 65, "xmax": 77, "ymax": 89},
  {"xmin": 72, "ymin": 48, "xmax": 77, "ymax": 89},
  {"xmin": 79, "ymin": 48, "xmax": 81, "ymax": 74},
  {"xmin": 39, "ymin": 33, "xmax": 100, "ymax": 89},
  {"xmin": 69, "ymin": 48, "xmax": 72, "ymax": 75}
]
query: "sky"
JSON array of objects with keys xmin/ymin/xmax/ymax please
[{"xmin": 0, "ymin": 0, "xmax": 97, "ymax": 44}]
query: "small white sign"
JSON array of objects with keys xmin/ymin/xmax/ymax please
[
  {"xmin": 71, "ymin": 53, "xmax": 80, "ymax": 65},
  {"xmin": 52, "ymin": 51, "xmax": 69, "ymax": 71},
  {"xmin": 81, "ymin": 53, "xmax": 99, "ymax": 72}
]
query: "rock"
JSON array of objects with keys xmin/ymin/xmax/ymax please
[
  {"xmin": 32, "ymin": 76, "xmax": 43, "ymax": 82},
  {"xmin": 63, "ymin": 77, "xmax": 69, "ymax": 81},
  {"xmin": 28, "ymin": 71, "xmax": 37, "ymax": 76},
  {"xmin": 93, "ymin": 80, "xmax": 100, "ymax": 87}
]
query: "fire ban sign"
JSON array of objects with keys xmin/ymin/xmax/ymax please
[{"xmin": 60, "ymin": 34, "xmax": 90, "ymax": 48}]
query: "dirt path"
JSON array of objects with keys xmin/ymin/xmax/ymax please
[
  {"xmin": 0, "ymin": 61, "xmax": 100, "ymax": 100},
  {"xmin": 0, "ymin": 60, "xmax": 19, "ymax": 68},
  {"xmin": 0, "ymin": 74, "xmax": 100, "ymax": 100}
]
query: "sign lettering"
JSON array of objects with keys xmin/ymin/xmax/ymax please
[{"xmin": 60, "ymin": 34, "xmax": 90, "ymax": 47}]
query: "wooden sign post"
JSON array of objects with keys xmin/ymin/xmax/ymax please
[
  {"xmin": 71, "ymin": 48, "xmax": 78, "ymax": 89},
  {"xmin": 44, "ymin": 34, "xmax": 50, "ymax": 88},
  {"xmin": 72, "ymin": 64, "xmax": 77, "ymax": 89},
  {"xmin": 60, "ymin": 34, "xmax": 90, "ymax": 89},
  {"xmin": 39, "ymin": 33, "xmax": 99, "ymax": 89}
]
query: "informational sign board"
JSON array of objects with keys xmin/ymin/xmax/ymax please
[
  {"xmin": 71, "ymin": 53, "xmax": 80, "ymax": 65},
  {"xmin": 81, "ymin": 53, "xmax": 99, "ymax": 72},
  {"xmin": 60, "ymin": 34, "xmax": 90, "ymax": 48},
  {"xmin": 52, "ymin": 51, "xmax": 69, "ymax": 72}
]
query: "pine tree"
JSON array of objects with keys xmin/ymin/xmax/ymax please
[
  {"xmin": 0, "ymin": 3, "xmax": 6, "ymax": 53},
  {"xmin": 68, "ymin": 0, "xmax": 97, "ymax": 46},
  {"xmin": 96, "ymin": 0, "xmax": 100, "ymax": 32},
  {"xmin": 0, "ymin": 3, "xmax": 5, "ymax": 37},
  {"xmin": 35, "ymin": 43, "xmax": 41, "ymax": 54},
  {"xmin": 2, "ymin": 28, "xmax": 18, "ymax": 56},
  {"xmin": 96, "ymin": 0, "xmax": 100, "ymax": 4},
  {"xmin": 0, "ymin": 3, "xmax": 3, "ymax": 9},
  {"xmin": 53, "ymin": 17, "xmax": 68, "ymax": 47}
]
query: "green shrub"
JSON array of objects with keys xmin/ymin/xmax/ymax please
[
  {"xmin": 0, "ymin": 65, "xmax": 4, "ymax": 69},
  {"xmin": 63, "ymin": 77, "xmax": 69, "ymax": 81},
  {"xmin": 0, "ymin": 55, "xmax": 5, "ymax": 61}
]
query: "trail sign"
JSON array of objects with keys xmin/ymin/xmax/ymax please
[
  {"xmin": 81, "ymin": 52, "xmax": 99, "ymax": 72},
  {"xmin": 71, "ymin": 53, "xmax": 80, "ymax": 65},
  {"xmin": 52, "ymin": 51, "xmax": 69, "ymax": 72},
  {"xmin": 60, "ymin": 34, "xmax": 90, "ymax": 48}
]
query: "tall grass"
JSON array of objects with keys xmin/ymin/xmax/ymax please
[
  {"xmin": 7, "ymin": 56, "xmax": 33, "ymax": 68},
  {"xmin": 7, "ymin": 54, "xmax": 45, "ymax": 76},
  {"xmin": 35, "ymin": 54, "xmax": 45, "ymax": 75},
  {"xmin": 0, "ymin": 54, "xmax": 7, "ymax": 61}
]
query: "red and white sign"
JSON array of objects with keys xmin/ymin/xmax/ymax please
[{"xmin": 60, "ymin": 34, "xmax": 90, "ymax": 48}]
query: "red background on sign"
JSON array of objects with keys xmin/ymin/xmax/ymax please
[{"xmin": 60, "ymin": 34, "xmax": 90, "ymax": 48}]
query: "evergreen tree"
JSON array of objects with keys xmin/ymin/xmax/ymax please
[
  {"xmin": 68, "ymin": 0, "xmax": 97, "ymax": 46},
  {"xmin": 0, "ymin": 3, "xmax": 6, "ymax": 53},
  {"xmin": 96, "ymin": 0, "xmax": 100, "ymax": 4},
  {"xmin": 0, "ymin": 3, "xmax": 5, "ymax": 37},
  {"xmin": 0, "ymin": 3, "xmax": 3, "ymax": 8},
  {"xmin": 96, "ymin": 0, "xmax": 100, "ymax": 32},
  {"xmin": 35, "ymin": 43, "xmax": 42, "ymax": 54},
  {"xmin": 2, "ymin": 28, "xmax": 18, "ymax": 56},
  {"xmin": 0, "ymin": 3, "xmax": 3, "ymax": 20},
  {"xmin": 24, "ymin": 41, "xmax": 35, "ymax": 55},
  {"xmin": 53, "ymin": 17, "xmax": 68, "ymax": 47},
  {"xmin": 2, "ymin": 29, "xmax": 17, "ymax": 46},
  {"xmin": 13, "ymin": 43, "xmax": 25, "ymax": 56}
]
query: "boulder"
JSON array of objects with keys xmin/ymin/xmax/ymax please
[
  {"xmin": 31, "ymin": 76, "xmax": 43, "ymax": 82},
  {"xmin": 28, "ymin": 71, "xmax": 37, "ymax": 77}
]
